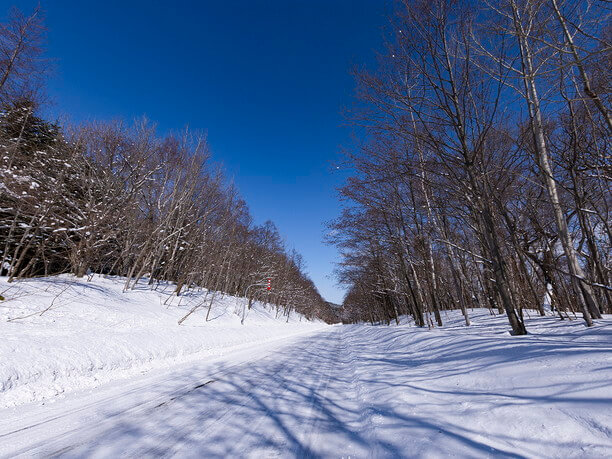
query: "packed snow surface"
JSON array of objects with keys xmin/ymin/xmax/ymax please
[
  {"xmin": 0, "ymin": 275, "xmax": 326, "ymax": 408},
  {"xmin": 0, "ymin": 286, "xmax": 610, "ymax": 458}
]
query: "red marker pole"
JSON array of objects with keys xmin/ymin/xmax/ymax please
[{"xmin": 267, "ymin": 278, "xmax": 271, "ymax": 291}]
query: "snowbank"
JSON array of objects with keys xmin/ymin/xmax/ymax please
[
  {"xmin": 0, "ymin": 275, "xmax": 327, "ymax": 408},
  {"xmin": 338, "ymin": 309, "xmax": 612, "ymax": 457}
]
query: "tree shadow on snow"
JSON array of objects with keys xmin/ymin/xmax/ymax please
[{"xmin": 25, "ymin": 325, "xmax": 612, "ymax": 458}]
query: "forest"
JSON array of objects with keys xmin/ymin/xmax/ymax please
[
  {"xmin": 0, "ymin": 7, "xmax": 336, "ymax": 323},
  {"xmin": 329, "ymin": 0, "xmax": 610, "ymax": 334},
  {"xmin": 0, "ymin": 2, "xmax": 610, "ymax": 455},
  {"xmin": 1, "ymin": 1, "xmax": 610, "ymax": 335}
]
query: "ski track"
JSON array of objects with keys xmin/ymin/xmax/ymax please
[{"xmin": 1, "ymin": 314, "xmax": 611, "ymax": 458}]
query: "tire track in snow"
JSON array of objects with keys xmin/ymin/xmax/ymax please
[
  {"xmin": 288, "ymin": 327, "xmax": 340, "ymax": 458},
  {"xmin": 338, "ymin": 327, "xmax": 386, "ymax": 458},
  {"xmin": 219, "ymin": 327, "xmax": 342, "ymax": 458},
  {"xmin": 4, "ymin": 329, "xmax": 334, "ymax": 458},
  {"xmin": 144, "ymin": 350, "xmax": 316, "ymax": 457}
]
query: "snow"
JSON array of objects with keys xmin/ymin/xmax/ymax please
[
  {"xmin": 0, "ymin": 286, "xmax": 611, "ymax": 457},
  {"xmin": 0, "ymin": 275, "xmax": 326, "ymax": 409}
]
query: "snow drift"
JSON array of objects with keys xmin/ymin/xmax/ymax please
[{"xmin": 0, "ymin": 275, "xmax": 327, "ymax": 408}]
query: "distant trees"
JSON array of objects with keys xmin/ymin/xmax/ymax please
[
  {"xmin": 330, "ymin": 0, "xmax": 610, "ymax": 333},
  {"xmin": 0, "ymin": 6, "xmax": 331, "ymax": 322}
]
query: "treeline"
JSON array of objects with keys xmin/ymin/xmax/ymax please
[
  {"xmin": 329, "ymin": 0, "xmax": 610, "ymax": 334},
  {"xmin": 0, "ymin": 7, "xmax": 334, "ymax": 323}
]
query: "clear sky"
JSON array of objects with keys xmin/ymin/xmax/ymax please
[{"xmin": 8, "ymin": 0, "xmax": 390, "ymax": 303}]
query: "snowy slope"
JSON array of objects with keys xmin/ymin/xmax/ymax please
[
  {"xmin": 0, "ymin": 309, "xmax": 610, "ymax": 458},
  {"xmin": 343, "ymin": 310, "xmax": 612, "ymax": 457},
  {"xmin": 0, "ymin": 275, "xmax": 327, "ymax": 408}
]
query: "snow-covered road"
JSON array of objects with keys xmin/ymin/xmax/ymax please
[{"xmin": 1, "ymin": 314, "xmax": 611, "ymax": 458}]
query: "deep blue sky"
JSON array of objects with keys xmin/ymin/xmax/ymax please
[{"xmin": 9, "ymin": 0, "xmax": 390, "ymax": 303}]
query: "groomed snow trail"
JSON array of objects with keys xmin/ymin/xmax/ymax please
[{"xmin": 1, "ymin": 312, "xmax": 611, "ymax": 458}]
